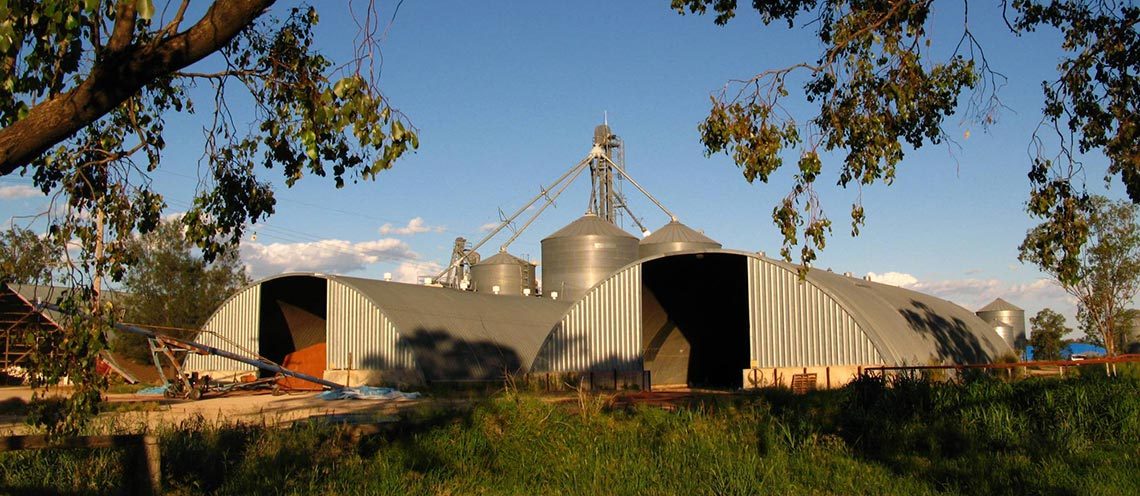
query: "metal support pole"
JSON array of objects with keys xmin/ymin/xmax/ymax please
[
  {"xmin": 499, "ymin": 158, "xmax": 591, "ymax": 250},
  {"xmin": 601, "ymin": 154, "xmax": 677, "ymax": 221},
  {"xmin": 38, "ymin": 303, "xmax": 344, "ymax": 390},
  {"xmin": 435, "ymin": 156, "xmax": 593, "ymax": 282}
]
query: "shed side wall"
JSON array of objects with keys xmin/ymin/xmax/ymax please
[
  {"xmin": 184, "ymin": 284, "xmax": 260, "ymax": 373},
  {"xmin": 326, "ymin": 280, "xmax": 415, "ymax": 370},
  {"xmin": 747, "ymin": 258, "xmax": 882, "ymax": 367},
  {"xmin": 533, "ymin": 265, "xmax": 642, "ymax": 372}
]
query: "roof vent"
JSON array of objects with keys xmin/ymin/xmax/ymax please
[{"xmin": 383, "ymin": 272, "xmax": 392, "ymax": 282}]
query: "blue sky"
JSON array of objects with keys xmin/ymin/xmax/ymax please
[{"xmin": 2, "ymin": 1, "xmax": 1134, "ymax": 333}]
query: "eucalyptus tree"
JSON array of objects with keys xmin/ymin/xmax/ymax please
[
  {"xmin": 672, "ymin": 0, "xmax": 1138, "ymax": 277},
  {"xmin": 1021, "ymin": 196, "xmax": 1140, "ymax": 356},
  {"xmin": 0, "ymin": 0, "xmax": 416, "ymax": 433}
]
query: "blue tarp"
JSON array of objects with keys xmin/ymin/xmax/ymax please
[
  {"xmin": 135, "ymin": 384, "xmax": 170, "ymax": 396},
  {"xmin": 1025, "ymin": 343, "xmax": 1107, "ymax": 360},
  {"xmin": 317, "ymin": 386, "xmax": 421, "ymax": 401}
]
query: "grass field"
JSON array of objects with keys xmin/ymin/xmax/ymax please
[{"xmin": 2, "ymin": 372, "xmax": 1138, "ymax": 495}]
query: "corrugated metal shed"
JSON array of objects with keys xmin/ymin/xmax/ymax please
[
  {"xmin": 329, "ymin": 275, "xmax": 571, "ymax": 380},
  {"xmin": 801, "ymin": 267, "xmax": 1011, "ymax": 365},
  {"xmin": 532, "ymin": 265, "xmax": 642, "ymax": 372},
  {"xmin": 187, "ymin": 273, "xmax": 572, "ymax": 382},
  {"xmin": 326, "ymin": 278, "xmax": 414, "ymax": 371},
  {"xmin": 748, "ymin": 258, "xmax": 882, "ymax": 367},
  {"xmin": 532, "ymin": 249, "xmax": 1011, "ymax": 373},
  {"xmin": 184, "ymin": 284, "xmax": 260, "ymax": 373}
]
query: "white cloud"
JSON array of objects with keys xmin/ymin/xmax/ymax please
[
  {"xmin": 0, "ymin": 184, "xmax": 42, "ymax": 200},
  {"xmin": 867, "ymin": 270, "xmax": 1079, "ymax": 326},
  {"xmin": 242, "ymin": 238, "xmax": 418, "ymax": 278},
  {"xmin": 393, "ymin": 260, "xmax": 444, "ymax": 284},
  {"xmin": 478, "ymin": 222, "xmax": 500, "ymax": 232},
  {"xmin": 378, "ymin": 217, "xmax": 444, "ymax": 236},
  {"xmin": 865, "ymin": 271, "xmax": 919, "ymax": 287}
]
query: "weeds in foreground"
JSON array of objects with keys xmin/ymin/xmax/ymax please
[{"xmin": 1, "ymin": 375, "xmax": 1138, "ymax": 495}]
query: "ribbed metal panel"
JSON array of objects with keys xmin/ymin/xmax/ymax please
[
  {"xmin": 326, "ymin": 280, "xmax": 415, "ymax": 370},
  {"xmin": 184, "ymin": 284, "xmax": 260, "ymax": 372},
  {"xmin": 534, "ymin": 265, "xmax": 642, "ymax": 372},
  {"xmin": 747, "ymin": 258, "xmax": 882, "ymax": 367}
]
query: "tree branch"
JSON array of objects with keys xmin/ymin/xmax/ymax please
[{"xmin": 0, "ymin": 0, "xmax": 276, "ymax": 177}]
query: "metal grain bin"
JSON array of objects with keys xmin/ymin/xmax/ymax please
[
  {"xmin": 976, "ymin": 298, "xmax": 1026, "ymax": 350},
  {"xmin": 470, "ymin": 251, "xmax": 537, "ymax": 296},
  {"xmin": 638, "ymin": 220, "xmax": 721, "ymax": 259},
  {"xmin": 541, "ymin": 213, "xmax": 638, "ymax": 301}
]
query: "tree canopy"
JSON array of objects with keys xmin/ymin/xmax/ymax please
[
  {"xmin": 673, "ymin": 0, "xmax": 1139, "ymax": 273},
  {"xmin": 0, "ymin": 226, "xmax": 61, "ymax": 284},
  {"xmin": 0, "ymin": 0, "xmax": 417, "ymax": 434},
  {"xmin": 0, "ymin": 0, "xmax": 418, "ymax": 283},
  {"xmin": 1028, "ymin": 307, "xmax": 1069, "ymax": 361},
  {"xmin": 1021, "ymin": 196, "xmax": 1140, "ymax": 355},
  {"xmin": 116, "ymin": 219, "xmax": 249, "ymax": 361}
]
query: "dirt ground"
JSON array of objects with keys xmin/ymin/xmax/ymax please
[{"xmin": 0, "ymin": 386, "xmax": 427, "ymax": 435}]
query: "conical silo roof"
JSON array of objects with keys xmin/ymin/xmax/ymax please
[
  {"xmin": 978, "ymin": 298, "xmax": 1023, "ymax": 313},
  {"xmin": 641, "ymin": 220, "xmax": 719, "ymax": 246},
  {"xmin": 476, "ymin": 251, "xmax": 530, "ymax": 266},
  {"xmin": 638, "ymin": 220, "xmax": 721, "ymax": 258},
  {"xmin": 543, "ymin": 213, "xmax": 637, "ymax": 240}
]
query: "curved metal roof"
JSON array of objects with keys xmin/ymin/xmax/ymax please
[
  {"xmin": 800, "ymin": 267, "xmax": 1012, "ymax": 364},
  {"xmin": 543, "ymin": 213, "xmax": 637, "ymax": 240},
  {"xmin": 640, "ymin": 220, "xmax": 719, "ymax": 246}
]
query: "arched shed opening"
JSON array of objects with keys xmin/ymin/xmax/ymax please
[
  {"xmin": 642, "ymin": 253, "xmax": 749, "ymax": 388},
  {"xmin": 257, "ymin": 276, "xmax": 327, "ymax": 387},
  {"xmin": 257, "ymin": 276, "xmax": 327, "ymax": 369}
]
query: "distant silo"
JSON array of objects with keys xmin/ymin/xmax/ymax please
[
  {"xmin": 976, "ymin": 298, "xmax": 1026, "ymax": 350},
  {"xmin": 541, "ymin": 213, "xmax": 638, "ymax": 301},
  {"xmin": 638, "ymin": 220, "xmax": 721, "ymax": 259},
  {"xmin": 470, "ymin": 251, "xmax": 537, "ymax": 296}
]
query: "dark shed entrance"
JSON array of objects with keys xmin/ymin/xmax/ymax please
[
  {"xmin": 258, "ymin": 276, "xmax": 327, "ymax": 386},
  {"xmin": 641, "ymin": 253, "xmax": 750, "ymax": 388}
]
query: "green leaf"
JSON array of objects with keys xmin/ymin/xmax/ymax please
[{"xmin": 136, "ymin": 0, "xmax": 154, "ymax": 21}]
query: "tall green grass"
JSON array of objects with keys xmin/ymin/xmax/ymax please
[{"xmin": 1, "ymin": 374, "xmax": 1138, "ymax": 495}]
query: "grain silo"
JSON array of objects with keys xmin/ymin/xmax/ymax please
[
  {"xmin": 470, "ymin": 251, "xmax": 537, "ymax": 296},
  {"xmin": 540, "ymin": 213, "xmax": 638, "ymax": 301},
  {"xmin": 638, "ymin": 220, "xmax": 721, "ymax": 258},
  {"xmin": 976, "ymin": 298, "xmax": 1026, "ymax": 349}
]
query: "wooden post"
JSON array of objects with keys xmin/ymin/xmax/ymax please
[
  {"xmin": 0, "ymin": 434, "xmax": 160, "ymax": 495},
  {"xmin": 139, "ymin": 434, "xmax": 161, "ymax": 495}
]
